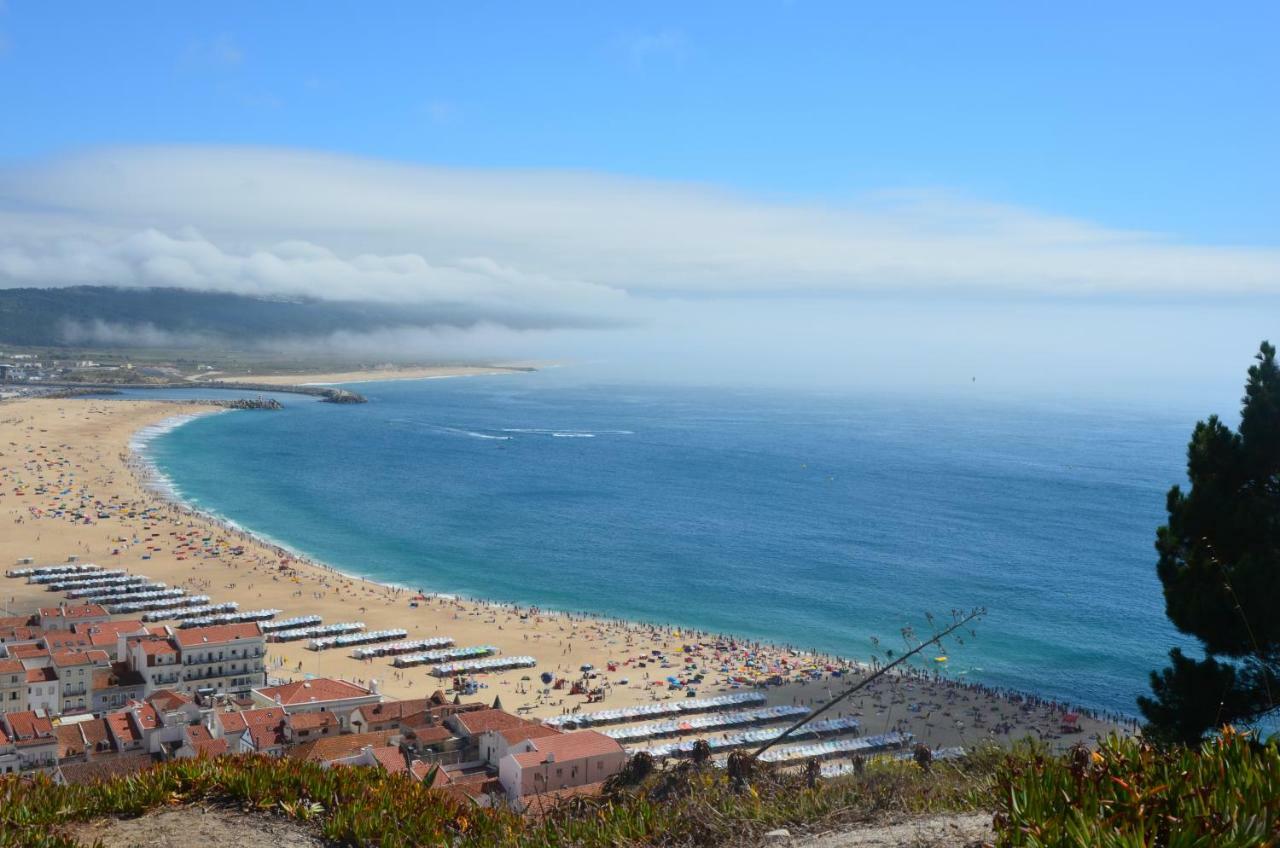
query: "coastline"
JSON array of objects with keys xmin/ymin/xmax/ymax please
[
  {"xmin": 0, "ymin": 395, "xmax": 1130, "ymax": 751},
  {"xmin": 200, "ymin": 364, "xmax": 533, "ymax": 387}
]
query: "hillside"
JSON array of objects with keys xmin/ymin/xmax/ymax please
[
  {"xmin": 0, "ymin": 286, "xmax": 534, "ymax": 348},
  {"xmin": 4, "ymin": 731, "xmax": 1278, "ymax": 848}
]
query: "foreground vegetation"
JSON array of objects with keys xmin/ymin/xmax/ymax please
[{"xmin": 1, "ymin": 731, "xmax": 1276, "ymax": 847}]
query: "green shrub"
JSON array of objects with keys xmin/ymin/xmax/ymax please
[{"xmin": 993, "ymin": 728, "xmax": 1280, "ymax": 847}]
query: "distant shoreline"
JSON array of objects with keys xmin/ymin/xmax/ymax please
[{"xmin": 198, "ymin": 363, "xmax": 539, "ymax": 387}]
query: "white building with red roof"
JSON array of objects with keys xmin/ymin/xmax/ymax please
[
  {"xmin": 172, "ymin": 622, "xmax": 266, "ymax": 698},
  {"xmin": 497, "ymin": 730, "xmax": 625, "ymax": 800},
  {"xmin": 0, "ymin": 658, "xmax": 24, "ymax": 713},
  {"xmin": 37, "ymin": 604, "xmax": 110, "ymax": 631},
  {"xmin": 251, "ymin": 678, "xmax": 381, "ymax": 730}
]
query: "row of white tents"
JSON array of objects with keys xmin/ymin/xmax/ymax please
[
  {"xmin": 9, "ymin": 563, "xmax": 101, "ymax": 579},
  {"xmin": 308, "ymin": 628, "xmax": 408, "ymax": 651},
  {"xmin": 143, "ymin": 602, "xmax": 238, "ymax": 622},
  {"xmin": 755, "ymin": 731, "xmax": 913, "ymax": 764},
  {"xmin": 644, "ymin": 716, "xmax": 862, "ymax": 758},
  {"xmin": 392, "ymin": 645, "xmax": 496, "ymax": 668},
  {"xmin": 544, "ymin": 691, "xmax": 768, "ymax": 729},
  {"xmin": 268, "ymin": 621, "xmax": 364, "ymax": 643},
  {"xmin": 429, "ymin": 655, "xmax": 536, "ymax": 677},
  {"xmin": 602, "ymin": 704, "xmax": 811, "ymax": 743},
  {"xmin": 350, "ymin": 636, "xmax": 453, "ymax": 660}
]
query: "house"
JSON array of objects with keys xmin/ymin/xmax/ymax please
[
  {"xmin": 0, "ymin": 658, "xmax": 24, "ymax": 712},
  {"xmin": 348, "ymin": 691, "xmax": 480, "ymax": 734},
  {"xmin": 126, "ymin": 636, "xmax": 183, "ymax": 692},
  {"xmin": 287, "ymin": 710, "xmax": 340, "ymax": 743},
  {"xmin": 0, "ymin": 720, "xmax": 19, "ymax": 774},
  {"xmin": 37, "ymin": 604, "xmax": 110, "ymax": 631},
  {"xmin": 76, "ymin": 717, "xmax": 116, "ymax": 760},
  {"xmin": 104, "ymin": 710, "xmax": 145, "ymax": 753},
  {"xmin": 288, "ymin": 730, "xmax": 399, "ymax": 765},
  {"xmin": 91, "ymin": 663, "xmax": 147, "ymax": 713},
  {"xmin": 146, "ymin": 689, "xmax": 201, "ymax": 725},
  {"xmin": 497, "ymin": 731, "xmax": 625, "ymax": 800},
  {"xmin": 476, "ymin": 719, "xmax": 562, "ymax": 768},
  {"xmin": 51, "ymin": 649, "xmax": 108, "ymax": 715},
  {"xmin": 76, "ymin": 620, "xmax": 149, "ymax": 661},
  {"xmin": 251, "ymin": 678, "xmax": 380, "ymax": 730},
  {"xmin": 217, "ymin": 707, "xmax": 289, "ymax": 756},
  {"xmin": 25, "ymin": 666, "xmax": 59, "ymax": 714},
  {"xmin": 2, "ymin": 710, "xmax": 59, "ymax": 771},
  {"xmin": 173, "ymin": 623, "xmax": 266, "ymax": 698},
  {"xmin": 445, "ymin": 707, "xmax": 533, "ymax": 761},
  {"xmin": 177, "ymin": 724, "xmax": 229, "ymax": 759}
]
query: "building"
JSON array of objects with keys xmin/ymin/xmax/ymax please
[
  {"xmin": 37, "ymin": 604, "xmax": 111, "ymax": 631},
  {"xmin": 0, "ymin": 658, "xmax": 24, "ymax": 712},
  {"xmin": 91, "ymin": 663, "xmax": 147, "ymax": 713},
  {"xmin": 126, "ymin": 636, "xmax": 183, "ymax": 692},
  {"xmin": 25, "ymin": 666, "xmax": 59, "ymax": 714},
  {"xmin": 51, "ymin": 649, "xmax": 109, "ymax": 715},
  {"xmin": 173, "ymin": 623, "xmax": 266, "ymax": 698},
  {"xmin": 251, "ymin": 678, "xmax": 380, "ymax": 730},
  {"xmin": 2, "ymin": 710, "xmax": 58, "ymax": 772},
  {"xmin": 497, "ymin": 731, "xmax": 625, "ymax": 800}
]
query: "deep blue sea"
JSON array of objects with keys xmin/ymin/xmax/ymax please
[{"xmin": 133, "ymin": 372, "xmax": 1203, "ymax": 717}]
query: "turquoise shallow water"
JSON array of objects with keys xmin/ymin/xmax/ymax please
[{"xmin": 137, "ymin": 372, "xmax": 1200, "ymax": 717}]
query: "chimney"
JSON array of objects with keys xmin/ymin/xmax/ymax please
[
  {"xmin": 545, "ymin": 752, "xmax": 555, "ymax": 763},
  {"xmin": 370, "ymin": 678, "xmax": 380, "ymax": 695}
]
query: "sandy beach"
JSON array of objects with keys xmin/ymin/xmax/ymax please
[
  {"xmin": 200, "ymin": 365, "xmax": 529, "ymax": 386},
  {"xmin": 0, "ymin": 394, "xmax": 1127, "ymax": 752}
]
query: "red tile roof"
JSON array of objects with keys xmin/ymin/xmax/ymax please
[
  {"xmin": 60, "ymin": 753, "xmax": 155, "ymax": 785},
  {"xmin": 288, "ymin": 711, "xmax": 339, "ymax": 732},
  {"xmin": 51, "ymin": 649, "xmax": 99, "ymax": 668},
  {"xmin": 147, "ymin": 689, "xmax": 193, "ymax": 711},
  {"xmin": 137, "ymin": 639, "xmax": 178, "ymax": 657},
  {"xmin": 370, "ymin": 745, "xmax": 407, "ymax": 774},
  {"xmin": 54, "ymin": 723, "xmax": 86, "ymax": 759},
  {"xmin": 411, "ymin": 759, "xmax": 451, "ymax": 786},
  {"xmin": 510, "ymin": 731, "xmax": 623, "ymax": 767},
  {"xmin": 0, "ymin": 658, "xmax": 23, "ymax": 674},
  {"xmin": 356, "ymin": 697, "xmax": 433, "ymax": 723},
  {"xmin": 404, "ymin": 724, "xmax": 454, "ymax": 746},
  {"xmin": 173, "ymin": 622, "xmax": 262, "ymax": 648},
  {"xmin": 132, "ymin": 703, "xmax": 160, "ymax": 731},
  {"xmin": 451, "ymin": 709, "xmax": 527, "ymax": 736},
  {"xmin": 105, "ymin": 711, "xmax": 141, "ymax": 743},
  {"xmin": 289, "ymin": 731, "xmax": 397, "ymax": 763},
  {"xmin": 5, "ymin": 710, "xmax": 54, "ymax": 740},
  {"xmin": 40, "ymin": 604, "xmax": 108, "ymax": 620},
  {"xmin": 26, "ymin": 666, "xmax": 57, "ymax": 683},
  {"xmin": 44, "ymin": 633, "xmax": 93, "ymax": 651},
  {"xmin": 499, "ymin": 721, "xmax": 563, "ymax": 745},
  {"xmin": 8, "ymin": 643, "xmax": 49, "ymax": 659},
  {"xmin": 74, "ymin": 620, "xmax": 147, "ymax": 638},
  {"xmin": 79, "ymin": 719, "xmax": 113, "ymax": 752},
  {"xmin": 256, "ymin": 678, "xmax": 371, "ymax": 706},
  {"xmin": 218, "ymin": 707, "xmax": 285, "ymax": 736},
  {"xmin": 193, "ymin": 737, "xmax": 229, "ymax": 757}
]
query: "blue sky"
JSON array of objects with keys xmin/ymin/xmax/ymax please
[
  {"xmin": 0, "ymin": 3, "xmax": 1278, "ymax": 398},
  {"xmin": 2, "ymin": 2, "xmax": 1276, "ymax": 245}
]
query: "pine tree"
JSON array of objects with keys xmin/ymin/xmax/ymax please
[{"xmin": 1138, "ymin": 341, "xmax": 1280, "ymax": 744}]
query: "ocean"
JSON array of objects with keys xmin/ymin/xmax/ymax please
[{"xmin": 135, "ymin": 371, "xmax": 1202, "ymax": 718}]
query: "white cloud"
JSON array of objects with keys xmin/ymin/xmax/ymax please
[{"xmin": 0, "ymin": 146, "xmax": 1275, "ymax": 308}]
